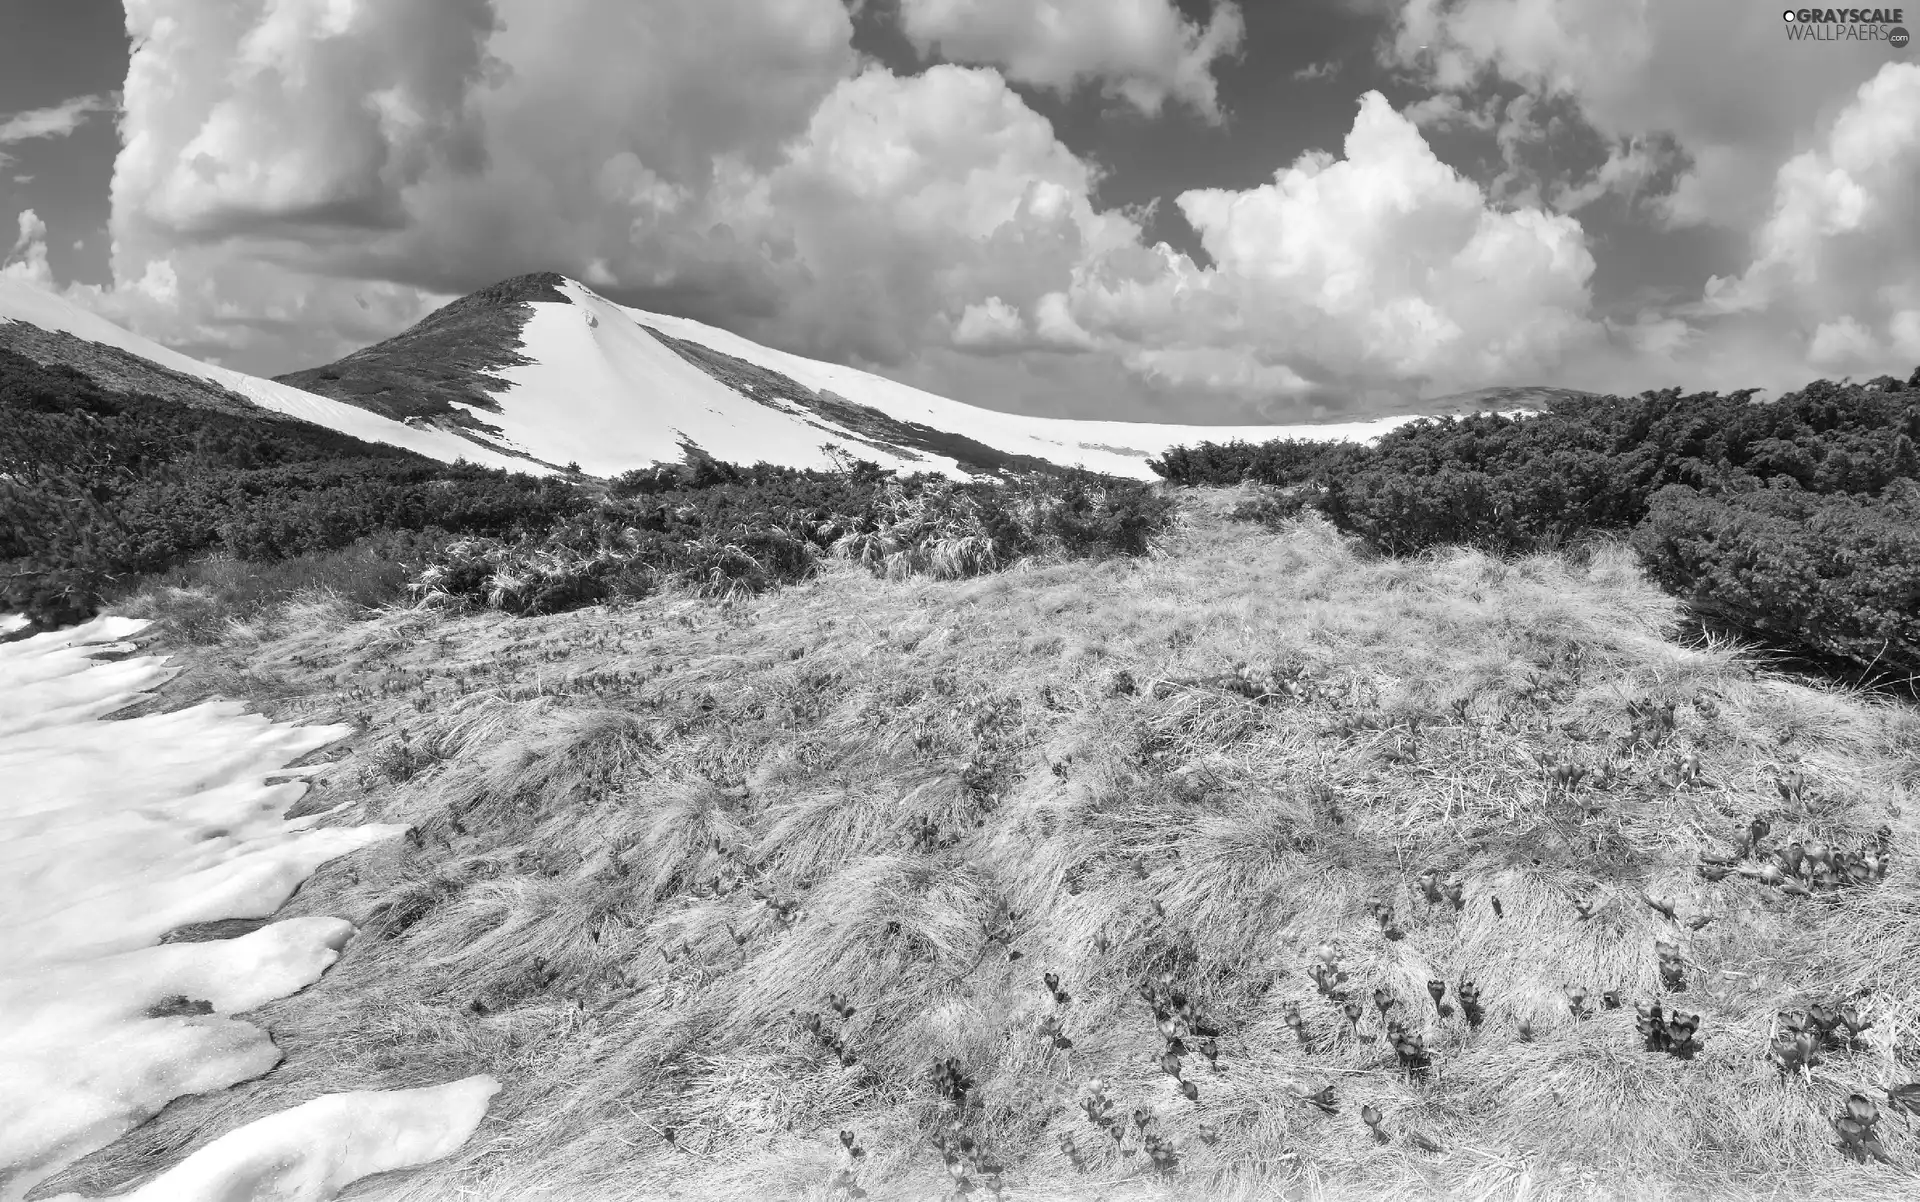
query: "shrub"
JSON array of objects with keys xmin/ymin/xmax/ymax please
[
  {"xmin": 1228, "ymin": 486, "xmax": 1316, "ymax": 531},
  {"xmin": 1154, "ymin": 373, "xmax": 1920, "ymax": 677},
  {"xmin": 1631, "ymin": 483, "xmax": 1920, "ymax": 679},
  {"xmin": 413, "ymin": 468, "xmax": 1177, "ymax": 616},
  {"xmin": 0, "ymin": 348, "xmax": 587, "ymax": 627},
  {"xmin": 1147, "ymin": 437, "xmax": 1366, "ymax": 487}
]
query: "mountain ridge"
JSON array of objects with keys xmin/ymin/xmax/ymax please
[
  {"xmin": 272, "ymin": 272, "xmax": 573, "ymax": 435},
  {"xmin": 2, "ymin": 271, "xmax": 1595, "ymax": 483},
  {"xmin": 279, "ymin": 272, "xmax": 1520, "ymax": 479}
]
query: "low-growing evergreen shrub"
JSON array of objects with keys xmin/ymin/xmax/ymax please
[
  {"xmin": 1632, "ymin": 483, "xmax": 1920, "ymax": 679},
  {"xmin": 411, "ymin": 470, "xmax": 1176, "ymax": 615},
  {"xmin": 1, "ymin": 349, "xmax": 586, "ymax": 626},
  {"xmin": 1157, "ymin": 373, "xmax": 1920, "ymax": 678}
]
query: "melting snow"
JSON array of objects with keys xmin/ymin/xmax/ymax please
[{"xmin": 0, "ymin": 617, "xmax": 497, "ymax": 1202}]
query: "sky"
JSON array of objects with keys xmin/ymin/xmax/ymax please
[{"xmin": 0, "ymin": 0, "xmax": 1915, "ymax": 423}]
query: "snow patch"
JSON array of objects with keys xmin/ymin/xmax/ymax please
[
  {"xmin": 105, "ymin": 1076, "xmax": 501, "ymax": 1202},
  {"xmin": 0, "ymin": 617, "xmax": 495, "ymax": 1201}
]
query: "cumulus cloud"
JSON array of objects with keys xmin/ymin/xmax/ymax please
[
  {"xmin": 38, "ymin": 0, "xmax": 1909, "ymax": 424},
  {"xmin": 1049, "ymin": 91, "xmax": 1602, "ymax": 396},
  {"xmin": 1382, "ymin": 0, "xmax": 1900, "ymax": 231},
  {"xmin": 70, "ymin": 0, "xmax": 859, "ymax": 367},
  {"xmin": 894, "ymin": 0, "xmax": 1247, "ymax": 121},
  {"xmin": 38, "ymin": 1, "xmax": 1612, "ymax": 414},
  {"xmin": 1696, "ymin": 63, "xmax": 1920, "ymax": 377},
  {"xmin": 750, "ymin": 63, "xmax": 1147, "ymax": 365},
  {"xmin": 2, "ymin": 209, "xmax": 53, "ymax": 287},
  {"xmin": 1378, "ymin": 0, "xmax": 1920, "ymax": 393},
  {"xmin": 952, "ymin": 296, "xmax": 1028, "ymax": 349},
  {"xmin": 115, "ymin": 0, "xmax": 501, "ymax": 239}
]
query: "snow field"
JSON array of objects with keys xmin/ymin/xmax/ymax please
[{"xmin": 0, "ymin": 617, "xmax": 497, "ymax": 1201}]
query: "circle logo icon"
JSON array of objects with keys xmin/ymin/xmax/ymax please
[
  {"xmin": 1892, "ymin": 26, "xmax": 1911, "ymax": 48},
  {"xmin": 1782, "ymin": 9, "xmax": 1797, "ymax": 19}
]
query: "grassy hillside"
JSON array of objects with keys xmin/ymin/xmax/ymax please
[{"xmin": 40, "ymin": 493, "xmax": 1920, "ymax": 1201}]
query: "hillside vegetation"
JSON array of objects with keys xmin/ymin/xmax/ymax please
[
  {"xmin": 0, "ymin": 348, "xmax": 584, "ymax": 628},
  {"xmin": 1150, "ymin": 373, "xmax": 1920, "ymax": 687},
  {"xmin": 37, "ymin": 493, "xmax": 1920, "ymax": 1202},
  {"xmin": 413, "ymin": 455, "xmax": 1175, "ymax": 618},
  {"xmin": 0, "ymin": 350, "xmax": 1170, "ymax": 635}
]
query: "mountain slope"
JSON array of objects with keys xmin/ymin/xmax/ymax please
[
  {"xmin": 4, "ymin": 271, "xmax": 1564, "ymax": 485},
  {"xmin": 273, "ymin": 273, "xmax": 572, "ymax": 436},
  {"xmin": 285, "ymin": 274, "xmax": 1445, "ymax": 480},
  {"xmin": 0, "ymin": 278, "xmax": 542, "ymax": 475},
  {"xmin": 624, "ymin": 291, "xmax": 1438, "ymax": 479}
]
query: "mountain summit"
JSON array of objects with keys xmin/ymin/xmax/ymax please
[
  {"xmin": 4, "ymin": 272, "xmax": 1529, "ymax": 480},
  {"xmin": 273, "ymin": 273, "xmax": 1441, "ymax": 479}
]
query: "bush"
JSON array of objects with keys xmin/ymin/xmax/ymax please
[
  {"xmin": 1228, "ymin": 486, "xmax": 1317, "ymax": 531},
  {"xmin": 1148, "ymin": 437, "xmax": 1366, "ymax": 487},
  {"xmin": 1631, "ymin": 483, "xmax": 1920, "ymax": 679},
  {"xmin": 0, "ymin": 348, "xmax": 587, "ymax": 626},
  {"xmin": 1154, "ymin": 372, "xmax": 1920, "ymax": 677},
  {"xmin": 124, "ymin": 530, "xmax": 447, "ymax": 643},
  {"xmin": 413, "ymin": 468, "xmax": 1178, "ymax": 616}
]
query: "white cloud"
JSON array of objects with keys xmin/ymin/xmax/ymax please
[
  {"xmin": 115, "ymin": 0, "xmax": 500, "ymax": 239},
  {"xmin": 0, "ymin": 94, "xmax": 115, "ymax": 146},
  {"xmin": 1051, "ymin": 91, "xmax": 1603, "ymax": 395},
  {"xmin": 33, "ymin": 0, "xmax": 1907, "ymax": 426},
  {"xmin": 1809, "ymin": 316, "xmax": 1877, "ymax": 366},
  {"xmin": 1693, "ymin": 63, "xmax": 1920, "ymax": 377},
  {"xmin": 1382, "ymin": 0, "xmax": 1901, "ymax": 232},
  {"xmin": 1890, "ymin": 309, "xmax": 1920, "ymax": 360},
  {"xmin": 1033, "ymin": 290, "xmax": 1097, "ymax": 351},
  {"xmin": 1378, "ymin": 1, "xmax": 1920, "ymax": 393},
  {"xmin": 2, "ymin": 209, "xmax": 53, "ymax": 288},
  {"xmin": 894, "ymin": 0, "xmax": 1246, "ymax": 121},
  {"xmin": 952, "ymin": 296, "xmax": 1027, "ymax": 348},
  {"xmin": 1292, "ymin": 60, "xmax": 1341, "ymax": 82},
  {"xmin": 37, "ymin": 2, "xmax": 1616, "ymax": 416}
]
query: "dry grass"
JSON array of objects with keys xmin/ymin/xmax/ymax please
[{"xmin": 40, "ymin": 494, "xmax": 1920, "ymax": 1202}]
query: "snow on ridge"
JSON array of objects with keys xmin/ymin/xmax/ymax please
[
  {"xmin": 2, "ymin": 271, "xmax": 1437, "ymax": 484},
  {"xmin": 564, "ymin": 278, "xmax": 1428, "ymax": 479},
  {"xmin": 0, "ymin": 617, "xmax": 496, "ymax": 1202},
  {"xmin": 476, "ymin": 281, "xmax": 969, "ymax": 479},
  {"xmin": 0, "ymin": 278, "xmax": 543, "ymax": 476}
]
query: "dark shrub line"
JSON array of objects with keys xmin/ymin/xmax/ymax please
[{"xmin": 1152, "ymin": 371, "xmax": 1920, "ymax": 681}]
